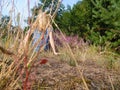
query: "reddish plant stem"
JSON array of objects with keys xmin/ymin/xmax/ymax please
[{"xmin": 23, "ymin": 56, "xmax": 29, "ymax": 90}]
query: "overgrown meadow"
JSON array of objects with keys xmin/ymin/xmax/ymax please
[{"xmin": 0, "ymin": 0, "xmax": 120, "ymax": 90}]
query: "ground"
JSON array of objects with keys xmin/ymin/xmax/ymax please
[{"xmin": 25, "ymin": 57, "xmax": 120, "ymax": 90}]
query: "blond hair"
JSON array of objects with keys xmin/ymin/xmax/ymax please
[
  {"xmin": 32, "ymin": 11, "xmax": 51, "ymax": 32},
  {"xmin": 18, "ymin": 11, "xmax": 52, "ymax": 54}
]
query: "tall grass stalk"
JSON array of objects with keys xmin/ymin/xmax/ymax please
[
  {"xmin": 0, "ymin": 0, "xmax": 119, "ymax": 89},
  {"xmin": 0, "ymin": 0, "xmax": 64, "ymax": 89},
  {"xmin": 52, "ymin": 19, "xmax": 89, "ymax": 90}
]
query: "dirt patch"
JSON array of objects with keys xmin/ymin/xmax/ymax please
[{"xmin": 26, "ymin": 58, "xmax": 120, "ymax": 90}]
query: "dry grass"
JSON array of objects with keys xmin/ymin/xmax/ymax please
[
  {"xmin": 0, "ymin": 0, "xmax": 120, "ymax": 90},
  {"xmin": 0, "ymin": 29, "xmax": 120, "ymax": 89}
]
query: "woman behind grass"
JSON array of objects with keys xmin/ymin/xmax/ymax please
[{"xmin": 19, "ymin": 11, "xmax": 59, "ymax": 55}]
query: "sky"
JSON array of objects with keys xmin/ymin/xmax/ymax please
[{"xmin": 1, "ymin": 0, "xmax": 80, "ymax": 28}]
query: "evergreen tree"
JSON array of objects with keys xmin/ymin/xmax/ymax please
[
  {"xmin": 89, "ymin": 0, "xmax": 120, "ymax": 49},
  {"xmin": 56, "ymin": 0, "xmax": 120, "ymax": 51},
  {"xmin": 25, "ymin": 0, "xmax": 120, "ymax": 51},
  {"xmin": 0, "ymin": 15, "xmax": 11, "ymax": 39}
]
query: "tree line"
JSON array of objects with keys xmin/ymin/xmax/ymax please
[{"xmin": 0, "ymin": 0, "xmax": 120, "ymax": 52}]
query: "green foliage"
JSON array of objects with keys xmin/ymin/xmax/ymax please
[
  {"xmin": 56, "ymin": 1, "xmax": 90, "ymax": 36},
  {"xmin": 0, "ymin": 15, "xmax": 10, "ymax": 39},
  {"xmin": 56, "ymin": 7, "xmax": 72, "ymax": 35},
  {"xmin": 56, "ymin": 0, "xmax": 120, "ymax": 52},
  {"xmin": 29, "ymin": 0, "xmax": 120, "ymax": 52},
  {"xmin": 29, "ymin": 0, "xmax": 65, "ymax": 26},
  {"xmin": 31, "ymin": 0, "xmax": 63, "ymax": 15},
  {"xmin": 89, "ymin": 0, "xmax": 120, "ymax": 49}
]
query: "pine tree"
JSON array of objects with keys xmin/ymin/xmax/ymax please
[{"xmin": 89, "ymin": 0, "xmax": 120, "ymax": 50}]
